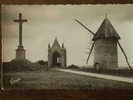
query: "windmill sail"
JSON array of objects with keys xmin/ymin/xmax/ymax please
[
  {"xmin": 117, "ymin": 41, "xmax": 133, "ymax": 72},
  {"xmin": 75, "ymin": 18, "xmax": 96, "ymax": 64},
  {"xmin": 75, "ymin": 19, "xmax": 95, "ymax": 35},
  {"xmin": 86, "ymin": 41, "xmax": 95, "ymax": 64}
]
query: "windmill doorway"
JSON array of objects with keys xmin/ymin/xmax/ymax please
[{"xmin": 52, "ymin": 51, "xmax": 61, "ymax": 67}]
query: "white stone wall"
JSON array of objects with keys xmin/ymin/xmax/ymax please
[{"xmin": 94, "ymin": 39, "xmax": 118, "ymax": 69}]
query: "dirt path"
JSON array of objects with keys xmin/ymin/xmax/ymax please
[{"xmin": 56, "ymin": 68, "xmax": 133, "ymax": 84}]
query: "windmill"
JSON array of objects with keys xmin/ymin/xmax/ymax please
[{"xmin": 75, "ymin": 16, "xmax": 133, "ymax": 72}]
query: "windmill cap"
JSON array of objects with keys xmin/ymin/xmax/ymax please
[{"xmin": 93, "ymin": 17, "xmax": 120, "ymax": 41}]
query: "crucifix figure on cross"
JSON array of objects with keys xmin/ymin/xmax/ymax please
[{"xmin": 14, "ymin": 13, "xmax": 27, "ymax": 47}]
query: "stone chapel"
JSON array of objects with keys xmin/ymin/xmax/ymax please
[{"xmin": 48, "ymin": 38, "xmax": 67, "ymax": 68}]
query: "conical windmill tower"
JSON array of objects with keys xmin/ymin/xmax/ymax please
[{"xmin": 75, "ymin": 16, "xmax": 133, "ymax": 71}]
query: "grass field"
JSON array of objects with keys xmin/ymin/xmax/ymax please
[{"xmin": 3, "ymin": 68, "xmax": 133, "ymax": 90}]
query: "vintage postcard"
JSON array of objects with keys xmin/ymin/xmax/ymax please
[{"xmin": 1, "ymin": 4, "xmax": 133, "ymax": 90}]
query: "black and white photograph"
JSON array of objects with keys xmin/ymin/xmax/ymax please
[{"xmin": 1, "ymin": 5, "xmax": 133, "ymax": 90}]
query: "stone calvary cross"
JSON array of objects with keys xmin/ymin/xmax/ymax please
[
  {"xmin": 14, "ymin": 13, "xmax": 27, "ymax": 60},
  {"xmin": 14, "ymin": 13, "xmax": 27, "ymax": 47}
]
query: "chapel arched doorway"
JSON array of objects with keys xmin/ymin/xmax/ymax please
[{"xmin": 52, "ymin": 51, "xmax": 61, "ymax": 66}]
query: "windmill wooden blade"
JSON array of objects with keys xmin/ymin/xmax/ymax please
[
  {"xmin": 75, "ymin": 19, "xmax": 95, "ymax": 36},
  {"xmin": 86, "ymin": 41, "xmax": 95, "ymax": 64},
  {"xmin": 117, "ymin": 41, "xmax": 133, "ymax": 72}
]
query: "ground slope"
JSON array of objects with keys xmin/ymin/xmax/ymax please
[{"xmin": 4, "ymin": 68, "xmax": 133, "ymax": 90}]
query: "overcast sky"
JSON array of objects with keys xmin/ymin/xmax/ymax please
[{"xmin": 2, "ymin": 5, "xmax": 133, "ymax": 67}]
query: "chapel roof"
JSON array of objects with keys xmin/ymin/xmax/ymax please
[{"xmin": 52, "ymin": 38, "xmax": 61, "ymax": 48}]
